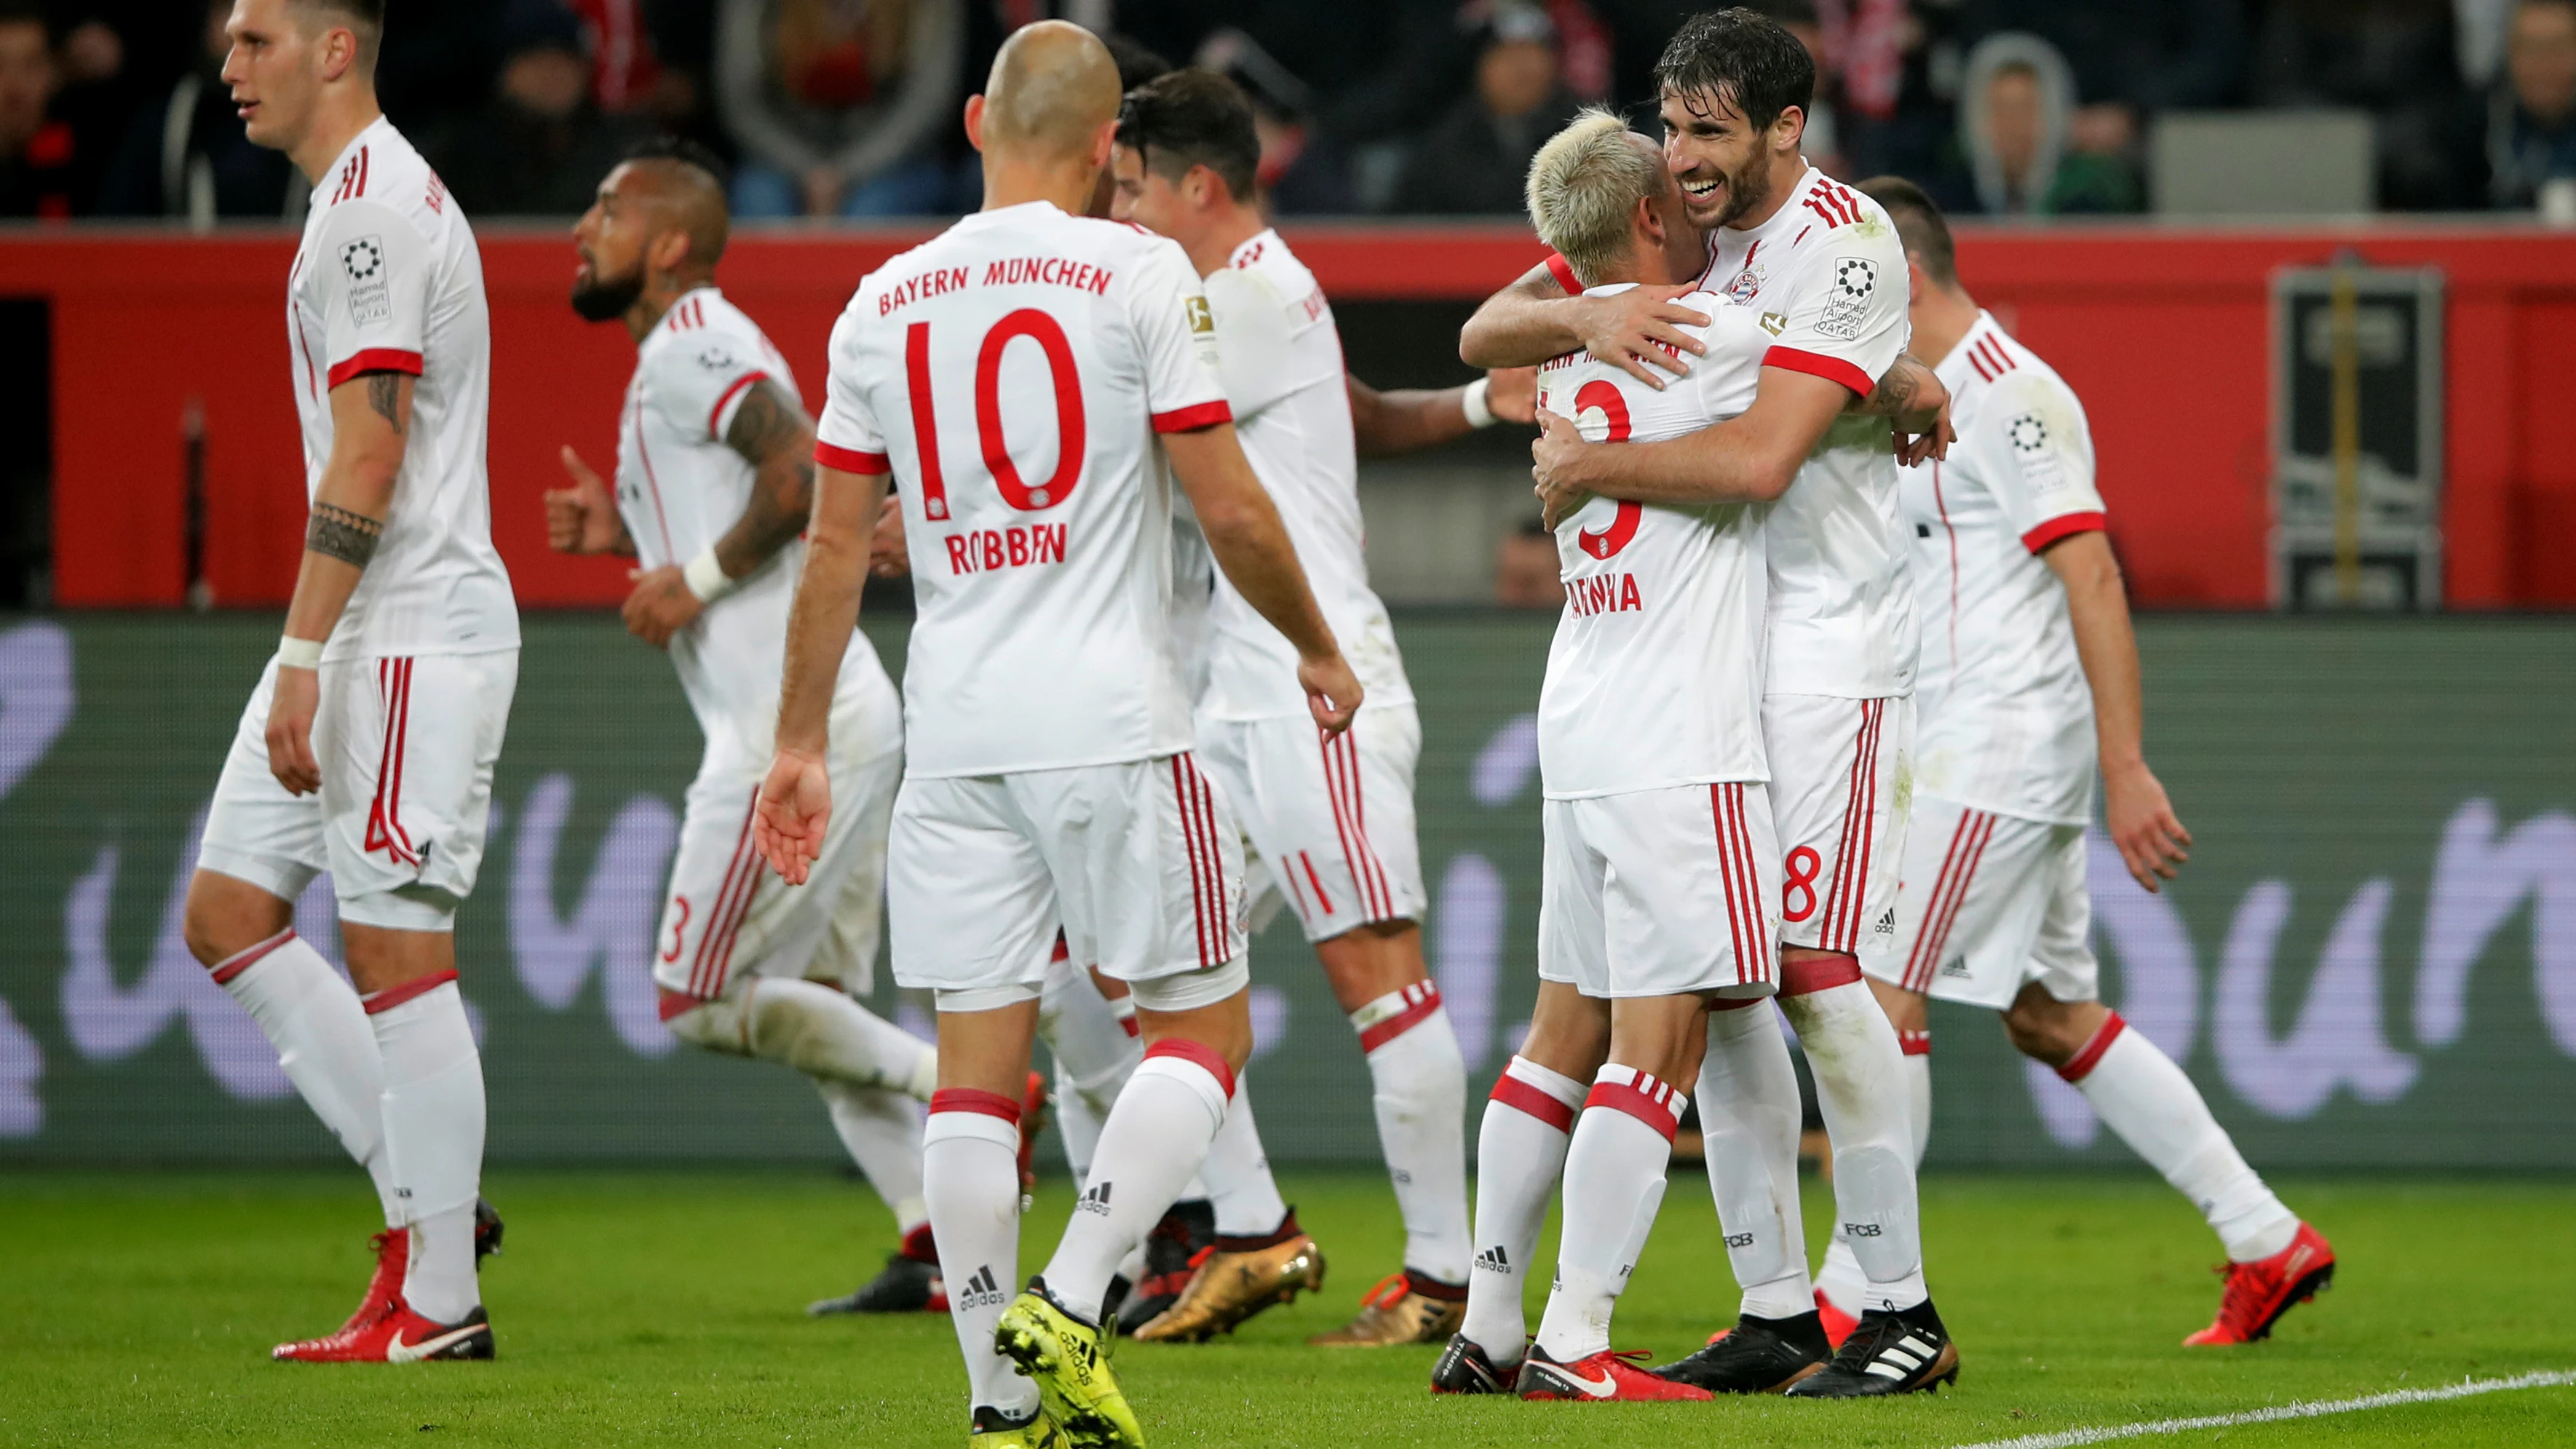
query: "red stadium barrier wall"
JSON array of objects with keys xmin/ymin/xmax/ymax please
[{"xmin": 9, "ymin": 220, "xmax": 2575, "ymax": 608}]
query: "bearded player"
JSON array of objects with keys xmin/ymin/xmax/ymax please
[
  {"xmin": 545, "ymin": 142, "xmax": 1026, "ymax": 1319},
  {"xmin": 182, "ymin": 0, "xmax": 514, "ymax": 1363},
  {"xmin": 1843, "ymin": 175, "xmax": 2334, "ymax": 1348},
  {"xmin": 753, "ymin": 23, "xmax": 1361, "ymax": 1448}
]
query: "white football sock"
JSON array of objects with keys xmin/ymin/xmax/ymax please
[
  {"xmin": 1533, "ymin": 1065, "xmax": 1681, "ymax": 1364},
  {"xmin": 208, "ymin": 930, "xmax": 400, "ymax": 1226},
  {"xmin": 1038, "ymin": 955, "xmax": 1144, "ymax": 1186},
  {"xmin": 1898, "ymin": 1028, "xmax": 1933, "ymax": 1166},
  {"xmin": 1202, "ymin": 1072, "xmax": 1288, "ymax": 1238},
  {"xmin": 678, "ymin": 977, "xmax": 939, "ymax": 1101},
  {"xmin": 1053, "ymin": 1060, "xmax": 1106, "ymax": 1186},
  {"xmin": 1697, "ymin": 1002, "xmax": 1813, "ymax": 1321},
  {"xmin": 924, "ymin": 1092, "xmax": 1038, "ymax": 1420},
  {"xmin": 1038, "ymin": 1042, "xmax": 1233, "ymax": 1324},
  {"xmin": 2064, "ymin": 1015, "xmax": 2299, "ymax": 1262},
  {"xmin": 1462, "ymin": 1055, "xmax": 1582, "ymax": 1362},
  {"xmin": 816, "ymin": 1079, "xmax": 927, "ymax": 1232},
  {"xmin": 1352, "ymin": 984, "xmax": 1471, "ymax": 1286},
  {"xmin": 368, "ymin": 974, "xmax": 484, "ymax": 1323},
  {"xmin": 1783, "ymin": 979, "xmax": 1926, "ymax": 1312}
]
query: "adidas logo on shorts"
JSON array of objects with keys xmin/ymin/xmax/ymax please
[
  {"xmin": 956, "ymin": 1265, "xmax": 1007, "ymax": 1309},
  {"xmin": 1940, "ymin": 955, "xmax": 1971, "ymax": 978},
  {"xmin": 1875, "ymin": 908, "xmax": 1896, "ymax": 937},
  {"xmin": 1077, "ymin": 1181, "xmax": 1114, "ymax": 1216}
]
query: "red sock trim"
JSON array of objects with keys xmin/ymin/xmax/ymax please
[
  {"xmin": 928, "ymin": 1087, "xmax": 1023, "ymax": 1123},
  {"xmin": 900, "ymin": 1221, "xmax": 939, "ymax": 1264},
  {"xmin": 1144, "ymin": 1037, "xmax": 1237, "ymax": 1100},
  {"xmin": 1778, "ymin": 951, "xmax": 1863, "ymax": 998},
  {"xmin": 2056, "ymin": 1011, "xmax": 2128, "ymax": 1083},
  {"xmin": 360, "ymin": 969, "xmax": 459, "ymax": 1015},
  {"xmin": 207, "ymin": 928, "xmax": 297, "ymax": 986},
  {"xmin": 1356, "ymin": 980, "xmax": 1443, "ymax": 1053},
  {"xmin": 1214, "ymin": 1207, "xmax": 1302, "ymax": 1253},
  {"xmin": 1488, "ymin": 1071, "xmax": 1577, "ymax": 1132},
  {"xmin": 1114, "ymin": 1004, "xmax": 1141, "ymax": 1039},
  {"xmin": 1709, "ymin": 993, "xmax": 1767, "ymax": 1012},
  {"xmin": 1898, "ymin": 1028, "xmax": 1932, "ymax": 1057},
  {"xmin": 1404, "ymin": 1269, "xmax": 1469, "ymax": 1303},
  {"xmin": 1583, "ymin": 1072, "xmax": 1683, "ymax": 1141},
  {"xmin": 658, "ymin": 987, "xmax": 710, "ymax": 1022}
]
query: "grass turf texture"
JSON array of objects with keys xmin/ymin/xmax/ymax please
[{"xmin": 3, "ymin": 1171, "xmax": 2571, "ymax": 1447}]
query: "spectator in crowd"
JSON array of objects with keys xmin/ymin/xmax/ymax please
[
  {"xmin": 717, "ymin": 0, "xmax": 964, "ymax": 218},
  {"xmin": 2253, "ymin": 0, "xmax": 2480, "ymax": 211},
  {"xmin": 1957, "ymin": 0, "xmax": 2241, "ymax": 183},
  {"xmin": 2491, "ymin": 0, "xmax": 2576, "ymax": 210},
  {"xmin": 1195, "ymin": 27, "xmax": 1355, "ymax": 214},
  {"xmin": 1392, "ymin": 1, "xmax": 1578, "ymax": 215},
  {"xmin": 376, "ymin": 0, "xmax": 507, "ymax": 140},
  {"xmin": 1752, "ymin": 0, "xmax": 1846, "ymax": 175},
  {"xmin": 96, "ymin": 0, "xmax": 296, "ymax": 222},
  {"xmin": 426, "ymin": 0, "xmax": 657, "ymax": 217},
  {"xmin": 1493, "ymin": 517, "xmax": 1566, "ymax": 609},
  {"xmin": 1957, "ymin": 33, "xmax": 2137, "ymax": 213},
  {"xmin": 568, "ymin": 0, "xmax": 706, "ymax": 130},
  {"xmin": 0, "ymin": 3, "xmax": 75, "ymax": 218}
]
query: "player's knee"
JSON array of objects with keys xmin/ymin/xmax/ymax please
[
  {"xmin": 180, "ymin": 873, "xmax": 286, "ymax": 969},
  {"xmin": 2000, "ymin": 994, "xmax": 2088, "ymax": 1068},
  {"xmin": 665, "ymin": 990, "xmax": 751, "ymax": 1056}
]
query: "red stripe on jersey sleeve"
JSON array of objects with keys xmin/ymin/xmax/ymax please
[
  {"xmin": 1152, "ymin": 400, "xmax": 1233, "ymax": 433},
  {"xmin": 2021, "ymin": 511, "xmax": 2107, "ymax": 554},
  {"xmin": 814, "ymin": 440, "xmax": 892, "ymax": 474},
  {"xmin": 325, "ymin": 349, "xmax": 424, "ymax": 388},
  {"xmin": 708, "ymin": 371, "xmax": 769, "ymax": 441},
  {"xmin": 1762, "ymin": 346, "xmax": 1876, "ymax": 398},
  {"xmin": 1544, "ymin": 251, "xmax": 1582, "ymax": 294}
]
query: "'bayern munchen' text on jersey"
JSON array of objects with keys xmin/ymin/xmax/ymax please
[
  {"xmin": 614, "ymin": 286, "xmax": 871, "ymax": 759},
  {"xmin": 1903, "ymin": 312, "xmax": 2106, "ymax": 825},
  {"xmin": 1535, "ymin": 285, "xmax": 1769, "ymax": 799},
  {"xmin": 814, "ymin": 202, "xmax": 1231, "ymax": 778},
  {"xmin": 289, "ymin": 116, "xmax": 516, "ymax": 662},
  {"xmin": 1196, "ymin": 229, "xmax": 1412, "ymax": 721}
]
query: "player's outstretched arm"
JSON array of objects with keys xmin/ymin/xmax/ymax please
[
  {"xmin": 2045, "ymin": 531, "xmax": 2189, "ymax": 892},
  {"xmin": 754, "ymin": 460, "xmax": 888, "ymax": 884},
  {"xmin": 1164, "ymin": 423, "xmax": 1363, "ymax": 733},
  {"xmin": 1531, "ymin": 364, "xmax": 1851, "ymax": 523},
  {"xmin": 622, "ymin": 380, "xmax": 820, "ymax": 649},
  {"xmin": 1459, "ymin": 262, "xmax": 1706, "ymax": 388},
  {"xmin": 1346, "ymin": 368, "xmax": 1536, "ymax": 458},
  {"xmin": 265, "ymin": 372, "xmax": 411, "ymax": 796}
]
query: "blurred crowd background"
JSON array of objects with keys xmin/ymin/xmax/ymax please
[{"xmin": 3, "ymin": 0, "xmax": 2574, "ymax": 226}]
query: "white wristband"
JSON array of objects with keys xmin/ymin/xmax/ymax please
[
  {"xmin": 682, "ymin": 548, "xmax": 737, "ymax": 604},
  {"xmin": 1461, "ymin": 376, "xmax": 1497, "ymax": 429},
  {"xmin": 276, "ymin": 636, "xmax": 324, "ymax": 670}
]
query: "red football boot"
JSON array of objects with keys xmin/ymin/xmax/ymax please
[
  {"xmin": 274, "ymin": 1294, "xmax": 493, "ymax": 1364},
  {"xmin": 1815, "ymin": 1287, "xmax": 1859, "ymax": 1349},
  {"xmin": 269, "ymin": 1228, "xmax": 408, "ymax": 1361},
  {"xmin": 1515, "ymin": 1346, "xmax": 1714, "ymax": 1401},
  {"xmin": 2184, "ymin": 1222, "xmax": 2336, "ymax": 1346}
]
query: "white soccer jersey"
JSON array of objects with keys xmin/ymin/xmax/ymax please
[
  {"xmin": 1196, "ymin": 229, "xmax": 1412, "ymax": 721},
  {"xmin": 1693, "ymin": 166, "xmax": 1914, "ymax": 699},
  {"xmin": 612, "ymin": 285, "xmax": 890, "ymax": 758},
  {"xmin": 1902, "ymin": 313, "xmax": 2107, "ymax": 826},
  {"xmin": 288, "ymin": 117, "xmax": 516, "ymax": 662},
  {"xmin": 1534, "ymin": 285, "xmax": 1769, "ymax": 799},
  {"xmin": 814, "ymin": 202, "xmax": 1232, "ymax": 778}
]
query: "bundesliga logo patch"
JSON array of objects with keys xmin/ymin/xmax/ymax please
[{"xmin": 341, "ymin": 236, "xmax": 392, "ymax": 325}]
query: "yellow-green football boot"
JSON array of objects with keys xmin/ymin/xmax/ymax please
[
  {"xmin": 992, "ymin": 1278, "xmax": 1144, "ymax": 1449},
  {"xmin": 969, "ymin": 1404, "xmax": 1071, "ymax": 1447}
]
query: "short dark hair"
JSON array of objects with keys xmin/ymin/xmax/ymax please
[
  {"xmin": 625, "ymin": 134, "xmax": 733, "ymax": 191},
  {"xmin": 1117, "ymin": 68, "xmax": 1261, "ymax": 206},
  {"xmin": 1653, "ymin": 7, "xmax": 1814, "ymax": 135},
  {"xmin": 1857, "ymin": 174, "xmax": 1956, "ymax": 285},
  {"xmin": 1104, "ymin": 32, "xmax": 1170, "ymax": 95}
]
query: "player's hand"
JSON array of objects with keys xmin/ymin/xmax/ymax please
[
  {"xmin": 753, "ymin": 745, "xmax": 834, "ymax": 885},
  {"xmin": 2104, "ymin": 761, "xmax": 2191, "ymax": 892},
  {"xmin": 621, "ymin": 565, "xmax": 703, "ymax": 648},
  {"xmin": 1575, "ymin": 284, "xmax": 1706, "ymax": 392},
  {"xmin": 1531, "ymin": 408, "xmax": 1595, "ymax": 528},
  {"xmin": 547, "ymin": 447, "xmax": 626, "ymax": 554},
  {"xmin": 1896, "ymin": 397, "xmax": 1957, "ymax": 468},
  {"xmin": 1298, "ymin": 651, "xmax": 1364, "ymax": 735},
  {"xmin": 264, "ymin": 664, "xmax": 323, "ymax": 796},
  {"xmin": 868, "ymin": 496, "xmax": 910, "ymax": 579},
  {"xmin": 1483, "ymin": 366, "xmax": 1539, "ymax": 425}
]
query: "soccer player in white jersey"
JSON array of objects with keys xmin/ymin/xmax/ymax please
[
  {"xmin": 1104, "ymin": 68, "xmax": 1472, "ymax": 1348},
  {"xmin": 180, "ymin": 0, "xmax": 514, "ymax": 1364},
  {"xmin": 546, "ymin": 144, "xmax": 1016, "ymax": 1318},
  {"xmin": 1481, "ymin": 10, "xmax": 1959, "ymax": 1397},
  {"xmin": 753, "ymin": 24, "xmax": 1361, "ymax": 1448},
  {"xmin": 1843, "ymin": 176, "xmax": 2336, "ymax": 1348}
]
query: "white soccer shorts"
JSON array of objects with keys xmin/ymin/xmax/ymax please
[
  {"xmin": 1537, "ymin": 782, "xmax": 1781, "ymax": 1001},
  {"xmin": 1195, "ymin": 703, "xmax": 1427, "ymax": 943},
  {"xmin": 885, "ymin": 753, "xmax": 1248, "ymax": 1004},
  {"xmin": 197, "ymin": 651, "xmax": 518, "ymax": 931},
  {"xmin": 651, "ymin": 694, "xmax": 903, "ymax": 1009},
  {"xmin": 1763, "ymin": 693, "xmax": 1914, "ymax": 969},
  {"xmin": 1871, "ymin": 793, "xmax": 2098, "ymax": 1011}
]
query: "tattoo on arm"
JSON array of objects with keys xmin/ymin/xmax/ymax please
[
  {"xmin": 306, "ymin": 501, "xmax": 384, "ymax": 568},
  {"xmin": 725, "ymin": 379, "xmax": 807, "ymax": 465},
  {"xmin": 365, "ymin": 373, "xmax": 408, "ymax": 434},
  {"xmin": 718, "ymin": 380, "xmax": 819, "ymax": 576},
  {"xmin": 1866, "ymin": 357, "xmax": 1925, "ymax": 416}
]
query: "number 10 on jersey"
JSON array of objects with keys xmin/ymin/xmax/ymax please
[{"xmin": 905, "ymin": 309, "xmax": 1087, "ymax": 522}]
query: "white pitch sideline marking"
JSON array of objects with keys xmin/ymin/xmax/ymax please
[{"xmin": 1950, "ymin": 1369, "xmax": 2576, "ymax": 1449}]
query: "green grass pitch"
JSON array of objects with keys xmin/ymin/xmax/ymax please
[{"xmin": 4, "ymin": 1169, "xmax": 2572, "ymax": 1447}]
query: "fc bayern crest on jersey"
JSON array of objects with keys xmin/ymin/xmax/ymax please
[
  {"xmin": 1815, "ymin": 256, "xmax": 1877, "ymax": 339},
  {"xmin": 341, "ymin": 235, "xmax": 392, "ymax": 324},
  {"xmin": 1721, "ymin": 264, "xmax": 1767, "ymax": 305}
]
